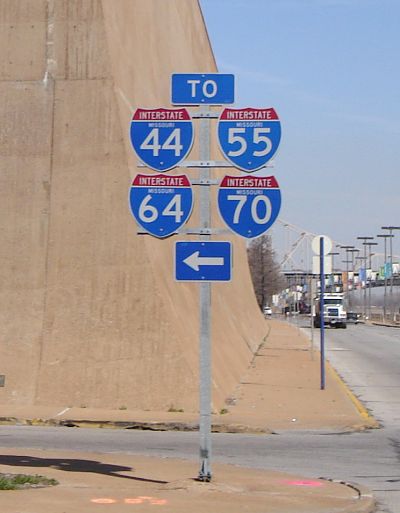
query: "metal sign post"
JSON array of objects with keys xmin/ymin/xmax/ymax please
[
  {"xmin": 319, "ymin": 236, "xmax": 326, "ymax": 390},
  {"xmin": 310, "ymin": 276, "xmax": 315, "ymax": 360},
  {"xmin": 129, "ymin": 73, "xmax": 283, "ymax": 483},
  {"xmin": 198, "ymin": 104, "xmax": 212, "ymax": 481}
]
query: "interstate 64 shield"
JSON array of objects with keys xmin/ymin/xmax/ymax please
[
  {"xmin": 218, "ymin": 108, "xmax": 281, "ymax": 172},
  {"xmin": 130, "ymin": 108, "xmax": 193, "ymax": 172},
  {"xmin": 218, "ymin": 175, "xmax": 281, "ymax": 239},
  {"xmin": 129, "ymin": 174, "xmax": 193, "ymax": 238}
]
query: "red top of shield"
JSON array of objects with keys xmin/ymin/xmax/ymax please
[
  {"xmin": 132, "ymin": 174, "xmax": 191, "ymax": 187},
  {"xmin": 132, "ymin": 108, "xmax": 191, "ymax": 121},
  {"xmin": 219, "ymin": 107, "xmax": 279, "ymax": 121},
  {"xmin": 220, "ymin": 175, "xmax": 279, "ymax": 188}
]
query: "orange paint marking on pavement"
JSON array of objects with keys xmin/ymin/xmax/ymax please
[
  {"xmin": 90, "ymin": 496, "xmax": 168, "ymax": 506},
  {"xmin": 91, "ymin": 498, "xmax": 118, "ymax": 504},
  {"xmin": 124, "ymin": 497, "xmax": 144, "ymax": 504},
  {"xmin": 283, "ymin": 479, "xmax": 325, "ymax": 487},
  {"xmin": 124, "ymin": 498, "xmax": 143, "ymax": 504}
]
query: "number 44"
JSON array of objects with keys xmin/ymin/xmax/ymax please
[{"xmin": 140, "ymin": 128, "xmax": 183, "ymax": 156}]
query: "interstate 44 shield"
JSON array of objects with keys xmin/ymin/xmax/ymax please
[{"xmin": 130, "ymin": 108, "xmax": 193, "ymax": 172}]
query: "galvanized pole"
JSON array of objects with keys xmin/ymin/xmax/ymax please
[
  {"xmin": 363, "ymin": 242, "xmax": 377, "ymax": 319},
  {"xmin": 383, "ymin": 236, "xmax": 388, "ymax": 319},
  {"xmin": 320, "ymin": 237, "xmax": 325, "ymax": 390},
  {"xmin": 310, "ymin": 275, "xmax": 315, "ymax": 360},
  {"xmin": 389, "ymin": 232, "xmax": 394, "ymax": 320},
  {"xmin": 198, "ymin": 105, "xmax": 212, "ymax": 482},
  {"xmin": 377, "ymin": 234, "xmax": 391, "ymax": 320},
  {"xmin": 357, "ymin": 237, "xmax": 374, "ymax": 319},
  {"xmin": 381, "ymin": 227, "xmax": 400, "ymax": 321}
]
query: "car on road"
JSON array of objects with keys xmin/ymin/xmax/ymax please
[
  {"xmin": 346, "ymin": 312, "xmax": 360, "ymax": 324},
  {"xmin": 263, "ymin": 306, "xmax": 272, "ymax": 316}
]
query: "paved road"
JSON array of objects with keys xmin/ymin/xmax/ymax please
[
  {"xmin": 0, "ymin": 322, "xmax": 398, "ymax": 512},
  {"xmin": 325, "ymin": 322, "xmax": 400, "ymax": 428}
]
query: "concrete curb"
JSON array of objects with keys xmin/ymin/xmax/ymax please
[
  {"xmin": 372, "ymin": 321, "xmax": 400, "ymax": 328},
  {"xmin": 0, "ymin": 416, "xmax": 273, "ymax": 434},
  {"xmin": 326, "ymin": 364, "xmax": 380, "ymax": 428},
  {"xmin": 319, "ymin": 479, "xmax": 376, "ymax": 513}
]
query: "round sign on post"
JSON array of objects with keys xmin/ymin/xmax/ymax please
[
  {"xmin": 311, "ymin": 235, "xmax": 332, "ymax": 255},
  {"xmin": 130, "ymin": 108, "xmax": 194, "ymax": 172},
  {"xmin": 217, "ymin": 175, "xmax": 281, "ymax": 238},
  {"xmin": 129, "ymin": 174, "xmax": 193, "ymax": 238},
  {"xmin": 217, "ymin": 108, "xmax": 281, "ymax": 172}
]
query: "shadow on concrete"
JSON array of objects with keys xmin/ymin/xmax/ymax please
[{"xmin": 0, "ymin": 454, "xmax": 168, "ymax": 484}]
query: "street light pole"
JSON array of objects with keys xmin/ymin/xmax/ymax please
[
  {"xmin": 363, "ymin": 241, "xmax": 378, "ymax": 319},
  {"xmin": 340, "ymin": 245, "xmax": 354, "ymax": 292},
  {"xmin": 347, "ymin": 248, "xmax": 360, "ymax": 310},
  {"xmin": 355, "ymin": 255, "xmax": 368, "ymax": 318},
  {"xmin": 328, "ymin": 251, "xmax": 339, "ymax": 292},
  {"xmin": 340, "ymin": 245, "xmax": 355, "ymax": 309},
  {"xmin": 377, "ymin": 233, "xmax": 394, "ymax": 320},
  {"xmin": 381, "ymin": 226, "xmax": 400, "ymax": 320},
  {"xmin": 357, "ymin": 237, "xmax": 374, "ymax": 320}
]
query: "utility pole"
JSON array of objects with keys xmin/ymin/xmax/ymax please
[
  {"xmin": 328, "ymin": 251, "xmax": 339, "ymax": 292},
  {"xmin": 377, "ymin": 233, "xmax": 394, "ymax": 320},
  {"xmin": 340, "ymin": 245, "xmax": 355, "ymax": 310},
  {"xmin": 363, "ymin": 241, "xmax": 378, "ymax": 319},
  {"xmin": 357, "ymin": 237, "xmax": 374, "ymax": 319},
  {"xmin": 347, "ymin": 248, "xmax": 360, "ymax": 310},
  {"xmin": 381, "ymin": 226, "xmax": 400, "ymax": 321}
]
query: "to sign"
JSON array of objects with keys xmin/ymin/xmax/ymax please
[
  {"xmin": 171, "ymin": 73, "xmax": 235, "ymax": 105},
  {"xmin": 218, "ymin": 108, "xmax": 281, "ymax": 172},
  {"xmin": 218, "ymin": 175, "xmax": 281, "ymax": 239},
  {"xmin": 129, "ymin": 174, "xmax": 193, "ymax": 238},
  {"xmin": 130, "ymin": 108, "xmax": 193, "ymax": 172},
  {"xmin": 175, "ymin": 241, "xmax": 232, "ymax": 281}
]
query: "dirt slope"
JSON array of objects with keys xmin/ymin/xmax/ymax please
[{"xmin": 0, "ymin": 0, "xmax": 267, "ymax": 412}]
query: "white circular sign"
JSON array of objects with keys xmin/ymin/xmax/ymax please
[{"xmin": 311, "ymin": 235, "xmax": 332, "ymax": 256}]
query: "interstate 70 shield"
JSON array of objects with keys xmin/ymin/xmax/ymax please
[
  {"xmin": 218, "ymin": 108, "xmax": 281, "ymax": 172},
  {"xmin": 129, "ymin": 174, "xmax": 193, "ymax": 238},
  {"xmin": 130, "ymin": 108, "xmax": 193, "ymax": 172},
  {"xmin": 217, "ymin": 175, "xmax": 281, "ymax": 238}
]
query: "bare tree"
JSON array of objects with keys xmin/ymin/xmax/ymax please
[{"xmin": 247, "ymin": 235, "xmax": 285, "ymax": 311}]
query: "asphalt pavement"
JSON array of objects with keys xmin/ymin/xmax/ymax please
[{"xmin": 0, "ymin": 319, "xmax": 378, "ymax": 512}]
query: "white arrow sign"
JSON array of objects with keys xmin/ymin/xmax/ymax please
[{"xmin": 183, "ymin": 251, "xmax": 224, "ymax": 271}]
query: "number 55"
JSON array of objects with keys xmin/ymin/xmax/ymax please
[{"xmin": 227, "ymin": 127, "xmax": 272, "ymax": 157}]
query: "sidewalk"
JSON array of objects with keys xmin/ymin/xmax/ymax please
[
  {"xmin": 0, "ymin": 320, "xmax": 378, "ymax": 433},
  {"xmin": 0, "ymin": 447, "xmax": 375, "ymax": 513},
  {"xmin": 0, "ymin": 319, "xmax": 378, "ymax": 512}
]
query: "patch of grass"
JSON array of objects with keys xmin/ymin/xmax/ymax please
[
  {"xmin": 167, "ymin": 405, "xmax": 184, "ymax": 413},
  {"xmin": 0, "ymin": 473, "xmax": 58, "ymax": 490},
  {"xmin": 219, "ymin": 408, "xmax": 229, "ymax": 415},
  {"xmin": 118, "ymin": 405, "xmax": 127, "ymax": 410}
]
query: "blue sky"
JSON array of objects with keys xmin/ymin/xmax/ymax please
[{"xmin": 200, "ymin": 0, "xmax": 400, "ymax": 257}]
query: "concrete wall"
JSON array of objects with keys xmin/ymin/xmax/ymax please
[{"xmin": 0, "ymin": 0, "xmax": 267, "ymax": 412}]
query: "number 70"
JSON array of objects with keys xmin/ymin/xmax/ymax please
[{"xmin": 227, "ymin": 194, "xmax": 272, "ymax": 224}]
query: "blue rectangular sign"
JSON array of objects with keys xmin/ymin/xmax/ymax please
[
  {"xmin": 175, "ymin": 241, "xmax": 232, "ymax": 282},
  {"xmin": 171, "ymin": 73, "xmax": 235, "ymax": 105}
]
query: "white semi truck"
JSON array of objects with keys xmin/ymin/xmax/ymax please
[{"xmin": 313, "ymin": 292, "xmax": 347, "ymax": 329}]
